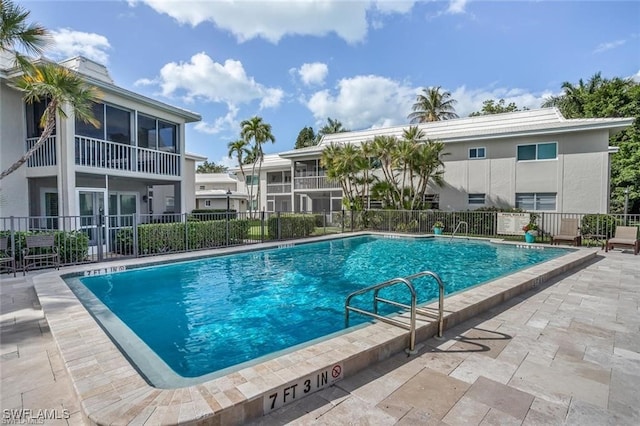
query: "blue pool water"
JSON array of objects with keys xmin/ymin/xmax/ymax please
[{"xmin": 77, "ymin": 236, "xmax": 568, "ymax": 379}]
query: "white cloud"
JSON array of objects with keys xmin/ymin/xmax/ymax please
[
  {"xmin": 374, "ymin": 0, "xmax": 414, "ymax": 14},
  {"xmin": 305, "ymin": 75, "xmax": 551, "ymax": 131},
  {"xmin": 133, "ymin": 0, "xmax": 414, "ymax": 44},
  {"xmin": 298, "ymin": 62, "xmax": 329, "ymax": 86},
  {"xmin": 48, "ymin": 29, "xmax": 111, "ymax": 64},
  {"xmin": 451, "ymin": 85, "xmax": 552, "ymax": 116},
  {"xmin": 260, "ymin": 88, "xmax": 285, "ymax": 109},
  {"xmin": 139, "ymin": 52, "xmax": 284, "ymax": 109},
  {"xmin": 138, "ymin": 52, "xmax": 283, "ymax": 136},
  {"xmin": 631, "ymin": 70, "xmax": 640, "ymax": 83},
  {"xmin": 306, "ymin": 75, "xmax": 415, "ymax": 129},
  {"xmin": 593, "ymin": 39, "xmax": 626, "ymax": 53},
  {"xmin": 446, "ymin": 0, "xmax": 468, "ymax": 15},
  {"xmin": 217, "ymin": 155, "xmax": 239, "ymax": 170},
  {"xmin": 194, "ymin": 105, "xmax": 239, "ymax": 135}
]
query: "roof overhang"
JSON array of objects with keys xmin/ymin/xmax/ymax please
[
  {"xmin": 185, "ymin": 152, "xmax": 207, "ymax": 161},
  {"xmin": 3, "ymin": 56, "xmax": 201, "ymax": 123}
]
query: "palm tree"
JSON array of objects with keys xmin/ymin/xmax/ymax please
[
  {"xmin": 1, "ymin": 63, "xmax": 101, "ymax": 179},
  {"xmin": 316, "ymin": 117, "xmax": 349, "ymax": 142},
  {"xmin": 240, "ymin": 116, "xmax": 275, "ymax": 215},
  {"xmin": 408, "ymin": 86, "xmax": 459, "ymax": 123},
  {"xmin": 408, "ymin": 141, "xmax": 447, "ymax": 210},
  {"xmin": 227, "ymin": 139, "xmax": 250, "ymax": 179},
  {"xmin": 371, "ymin": 135, "xmax": 400, "ymax": 206},
  {"xmin": 0, "ymin": 0, "xmax": 50, "ymax": 73},
  {"xmin": 542, "ymin": 72, "xmax": 604, "ymax": 118}
]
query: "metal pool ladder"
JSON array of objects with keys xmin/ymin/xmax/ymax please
[
  {"xmin": 344, "ymin": 270, "xmax": 445, "ymax": 355},
  {"xmin": 450, "ymin": 221, "xmax": 469, "ymax": 240}
]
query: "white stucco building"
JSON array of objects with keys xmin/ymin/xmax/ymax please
[
  {"xmin": 236, "ymin": 108, "xmax": 633, "ymax": 214},
  {"xmin": 0, "ymin": 53, "xmax": 203, "ymax": 244},
  {"xmin": 195, "ymin": 173, "xmax": 249, "ymax": 212}
]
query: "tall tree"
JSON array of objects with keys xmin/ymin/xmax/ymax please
[
  {"xmin": 469, "ymin": 99, "xmax": 527, "ymax": 116},
  {"xmin": 316, "ymin": 117, "xmax": 349, "ymax": 142},
  {"xmin": 1, "ymin": 64, "xmax": 101, "ymax": 179},
  {"xmin": 240, "ymin": 116, "xmax": 275, "ymax": 216},
  {"xmin": 0, "ymin": 0, "xmax": 49, "ymax": 73},
  {"xmin": 227, "ymin": 138, "xmax": 250, "ymax": 179},
  {"xmin": 408, "ymin": 86, "xmax": 459, "ymax": 123},
  {"xmin": 322, "ymin": 128, "xmax": 447, "ymax": 211},
  {"xmin": 542, "ymin": 72, "xmax": 605, "ymax": 118},
  {"xmin": 196, "ymin": 160, "xmax": 228, "ymax": 174},
  {"xmin": 294, "ymin": 126, "xmax": 316, "ymax": 149},
  {"xmin": 542, "ymin": 73, "xmax": 640, "ymax": 213}
]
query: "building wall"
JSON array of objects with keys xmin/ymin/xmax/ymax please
[
  {"xmin": 436, "ymin": 130, "xmax": 610, "ymax": 213},
  {"xmin": 0, "ymin": 80, "xmax": 199, "ymax": 219},
  {"xmin": 196, "ymin": 199, "xmax": 243, "ymax": 211},
  {"xmin": 0, "ymin": 82, "xmax": 29, "ymax": 217},
  {"xmin": 197, "ymin": 182, "xmax": 237, "ymax": 192},
  {"xmin": 184, "ymin": 158, "xmax": 197, "ymax": 213}
]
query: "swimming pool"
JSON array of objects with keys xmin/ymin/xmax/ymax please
[{"xmin": 68, "ymin": 235, "xmax": 568, "ymax": 386}]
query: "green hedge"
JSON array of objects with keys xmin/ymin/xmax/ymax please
[
  {"xmin": 581, "ymin": 214, "xmax": 618, "ymax": 239},
  {"xmin": 354, "ymin": 208, "xmax": 525, "ymax": 235},
  {"xmin": 0, "ymin": 230, "xmax": 89, "ymax": 264},
  {"xmin": 190, "ymin": 209, "xmax": 238, "ymax": 221},
  {"xmin": 267, "ymin": 214, "xmax": 316, "ymax": 239},
  {"xmin": 114, "ymin": 219, "xmax": 250, "ymax": 255}
]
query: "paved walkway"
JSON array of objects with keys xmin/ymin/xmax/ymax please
[{"xmin": 1, "ymin": 250, "xmax": 639, "ymax": 425}]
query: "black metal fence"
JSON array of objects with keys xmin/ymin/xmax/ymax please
[{"xmin": 1, "ymin": 210, "xmax": 638, "ymax": 273}]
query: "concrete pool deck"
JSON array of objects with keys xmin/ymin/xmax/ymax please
[{"xmin": 1, "ymin": 241, "xmax": 639, "ymax": 424}]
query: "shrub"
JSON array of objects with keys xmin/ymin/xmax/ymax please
[
  {"xmin": 268, "ymin": 214, "xmax": 316, "ymax": 239},
  {"xmin": 114, "ymin": 219, "xmax": 250, "ymax": 255},
  {"xmin": 190, "ymin": 209, "xmax": 237, "ymax": 221},
  {"xmin": 0, "ymin": 230, "xmax": 89, "ymax": 264},
  {"xmin": 581, "ymin": 214, "xmax": 618, "ymax": 238}
]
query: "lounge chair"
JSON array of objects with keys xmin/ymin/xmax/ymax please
[
  {"xmin": 551, "ymin": 218, "xmax": 581, "ymax": 247},
  {"xmin": 605, "ymin": 226, "xmax": 639, "ymax": 255},
  {"xmin": 0, "ymin": 236, "xmax": 16, "ymax": 277}
]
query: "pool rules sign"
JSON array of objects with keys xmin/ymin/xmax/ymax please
[
  {"xmin": 264, "ymin": 363, "xmax": 343, "ymax": 413},
  {"xmin": 496, "ymin": 212, "xmax": 530, "ymax": 236}
]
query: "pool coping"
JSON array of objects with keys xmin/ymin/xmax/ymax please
[{"xmin": 32, "ymin": 233, "xmax": 598, "ymax": 425}]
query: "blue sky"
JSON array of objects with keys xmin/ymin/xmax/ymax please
[{"xmin": 22, "ymin": 0, "xmax": 640, "ymax": 167}]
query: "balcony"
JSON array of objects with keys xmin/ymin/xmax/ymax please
[
  {"xmin": 26, "ymin": 136, "xmax": 181, "ymax": 176},
  {"xmin": 266, "ymin": 183, "xmax": 292, "ymax": 194},
  {"xmin": 294, "ymin": 176, "xmax": 341, "ymax": 190},
  {"xmin": 26, "ymin": 137, "xmax": 57, "ymax": 167}
]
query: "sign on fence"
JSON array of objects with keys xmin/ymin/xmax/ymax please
[{"xmin": 496, "ymin": 212, "xmax": 529, "ymax": 235}]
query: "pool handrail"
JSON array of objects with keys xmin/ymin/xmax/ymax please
[
  {"xmin": 374, "ymin": 270, "xmax": 445, "ymax": 339},
  {"xmin": 450, "ymin": 221, "xmax": 469, "ymax": 240},
  {"xmin": 345, "ymin": 277, "xmax": 417, "ymax": 353},
  {"xmin": 344, "ymin": 270, "xmax": 445, "ymax": 354}
]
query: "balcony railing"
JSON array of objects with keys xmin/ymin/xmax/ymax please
[
  {"xmin": 75, "ymin": 136, "xmax": 180, "ymax": 176},
  {"xmin": 266, "ymin": 183, "xmax": 292, "ymax": 194},
  {"xmin": 26, "ymin": 136, "xmax": 57, "ymax": 167},
  {"xmin": 294, "ymin": 176, "xmax": 341, "ymax": 190}
]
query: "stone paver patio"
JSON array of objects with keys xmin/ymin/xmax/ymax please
[{"xmin": 1, "ymin": 249, "xmax": 639, "ymax": 425}]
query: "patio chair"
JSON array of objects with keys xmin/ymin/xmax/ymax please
[
  {"xmin": 22, "ymin": 234, "xmax": 60, "ymax": 275},
  {"xmin": 605, "ymin": 226, "xmax": 639, "ymax": 255},
  {"xmin": 0, "ymin": 236, "xmax": 16, "ymax": 277},
  {"xmin": 551, "ymin": 218, "xmax": 581, "ymax": 247}
]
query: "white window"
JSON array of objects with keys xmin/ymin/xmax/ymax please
[
  {"xmin": 516, "ymin": 193, "xmax": 556, "ymax": 211},
  {"xmin": 423, "ymin": 194, "xmax": 440, "ymax": 210},
  {"xmin": 468, "ymin": 193, "xmax": 485, "ymax": 205},
  {"xmin": 199, "ymin": 185, "xmax": 205, "ymax": 190},
  {"xmin": 517, "ymin": 142, "xmax": 557, "ymax": 161},
  {"xmin": 245, "ymin": 175, "xmax": 259, "ymax": 185},
  {"xmin": 165, "ymin": 196, "xmax": 174, "ymax": 210},
  {"xmin": 469, "ymin": 147, "xmax": 486, "ymax": 159},
  {"xmin": 204, "ymin": 200, "xmax": 211, "ymax": 207}
]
